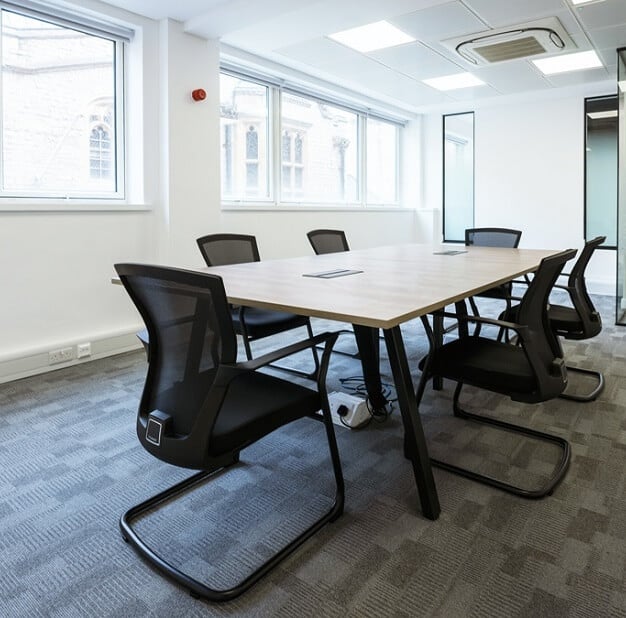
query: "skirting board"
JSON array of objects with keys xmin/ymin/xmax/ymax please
[{"xmin": 0, "ymin": 331, "xmax": 143, "ymax": 384}]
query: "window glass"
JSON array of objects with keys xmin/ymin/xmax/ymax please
[
  {"xmin": 366, "ymin": 118, "xmax": 398, "ymax": 204},
  {"xmin": 220, "ymin": 73, "xmax": 269, "ymax": 200},
  {"xmin": 585, "ymin": 95, "xmax": 617, "ymax": 247},
  {"xmin": 281, "ymin": 92, "xmax": 357, "ymax": 203},
  {"xmin": 443, "ymin": 112, "xmax": 474, "ymax": 242},
  {"xmin": 1, "ymin": 10, "xmax": 121, "ymax": 197},
  {"xmin": 219, "ymin": 70, "xmax": 403, "ymax": 207}
]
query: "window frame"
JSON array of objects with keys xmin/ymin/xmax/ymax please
[
  {"xmin": 219, "ymin": 67, "xmax": 404, "ymax": 209},
  {"xmin": 0, "ymin": 2, "xmax": 128, "ymax": 202},
  {"xmin": 584, "ymin": 94, "xmax": 617, "ymax": 250},
  {"xmin": 442, "ymin": 111, "xmax": 475, "ymax": 244}
]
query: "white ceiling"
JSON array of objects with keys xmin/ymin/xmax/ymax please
[{"xmin": 97, "ymin": 0, "xmax": 626, "ymax": 112}]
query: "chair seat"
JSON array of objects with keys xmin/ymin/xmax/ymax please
[
  {"xmin": 211, "ymin": 371, "xmax": 320, "ymax": 455},
  {"xmin": 548, "ymin": 304, "xmax": 601, "ymax": 338},
  {"xmin": 429, "ymin": 337, "xmax": 537, "ymax": 395},
  {"xmin": 475, "ymin": 283, "xmax": 511, "ymax": 300},
  {"xmin": 231, "ymin": 307, "xmax": 309, "ymax": 340}
]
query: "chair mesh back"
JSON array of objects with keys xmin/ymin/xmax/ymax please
[
  {"xmin": 465, "ymin": 228, "xmax": 522, "ymax": 248},
  {"xmin": 307, "ymin": 229, "xmax": 350, "ymax": 254},
  {"xmin": 516, "ymin": 249, "xmax": 577, "ymax": 366},
  {"xmin": 568, "ymin": 236, "xmax": 605, "ymax": 320},
  {"xmin": 197, "ymin": 234, "xmax": 260, "ymax": 267},
  {"xmin": 115, "ymin": 264, "xmax": 237, "ymax": 438}
]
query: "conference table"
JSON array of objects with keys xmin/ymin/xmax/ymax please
[{"xmin": 199, "ymin": 243, "xmax": 558, "ymax": 520}]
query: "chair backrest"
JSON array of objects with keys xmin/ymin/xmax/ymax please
[
  {"xmin": 515, "ymin": 248, "xmax": 577, "ymax": 400},
  {"xmin": 564, "ymin": 236, "xmax": 605, "ymax": 337},
  {"xmin": 115, "ymin": 263, "xmax": 237, "ymax": 468},
  {"xmin": 197, "ymin": 233, "xmax": 261, "ymax": 267},
  {"xmin": 465, "ymin": 227, "xmax": 522, "ymax": 248},
  {"xmin": 307, "ymin": 229, "xmax": 350, "ymax": 254}
]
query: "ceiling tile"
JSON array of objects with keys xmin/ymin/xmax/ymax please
[
  {"xmin": 587, "ymin": 25, "xmax": 626, "ymax": 51},
  {"xmin": 473, "ymin": 61, "xmax": 552, "ymax": 94},
  {"xmin": 463, "ymin": 0, "xmax": 568, "ymax": 28},
  {"xmin": 544, "ymin": 65, "xmax": 611, "ymax": 88},
  {"xmin": 389, "ymin": 2, "xmax": 488, "ymax": 42},
  {"xmin": 572, "ymin": 1, "xmax": 626, "ymax": 30},
  {"xmin": 369, "ymin": 41, "xmax": 464, "ymax": 79}
]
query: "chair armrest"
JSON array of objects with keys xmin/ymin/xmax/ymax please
[
  {"xmin": 435, "ymin": 311, "xmax": 529, "ymax": 335},
  {"xmin": 214, "ymin": 332, "xmax": 338, "ymax": 386},
  {"xmin": 236, "ymin": 332, "xmax": 337, "ymax": 371}
]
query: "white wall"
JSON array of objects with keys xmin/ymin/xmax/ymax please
[
  {"xmin": 1, "ymin": 3, "xmax": 618, "ymax": 383},
  {"xmin": 422, "ymin": 89, "xmax": 616, "ymax": 295},
  {"xmin": 0, "ymin": 3, "xmax": 423, "ymax": 383}
]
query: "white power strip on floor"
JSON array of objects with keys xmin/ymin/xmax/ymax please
[{"xmin": 328, "ymin": 391, "xmax": 370, "ymax": 429}]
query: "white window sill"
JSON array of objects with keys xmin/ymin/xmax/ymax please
[
  {"xmin": 0, "ymin": 201, "xmax": 152, "ymax": 213},
  {"xmin": 221, "ymin": 202, "xmax": 412, "ymax": 213}
]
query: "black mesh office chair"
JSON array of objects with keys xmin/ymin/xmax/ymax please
[
  {"xmin": 548, "ymin": 236, "xmax": 605, "ymax": 401},
  {"xmin": 306, "ymin": 229, "xmax": 360, "ymax": 359},
  {"xmin": 307, "ymin": 229, "xmax": 350, "ymax": 254},
  {"xmin": 197, "ymin": 233, "xmax": 319, "ymax": 379},
  {"xmin": 465, "ymin": 227, "xmax": 522, "ymax": 332},
  {"xmin": 416, "ymin": 249, "xmax": 576, "ymax": 498},
  {"xmin": 511, "ymin": 236, "xmax": 605, "ymax": 402},
  {"xmin": 115, "ymin": 263, "xmax": 344, "ymax": 602}
]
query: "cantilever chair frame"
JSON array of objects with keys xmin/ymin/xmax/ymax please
[
  {"xmin": 415, "ymin": 249, "xmax": 576, "ymax": 499},
  {"xmin": 197, "ymin": 233, "xmax": 320, "ymax": 380},
  {"xmin": 115, "ymin": 263, "xmax": 344, "ymax": 602},
  {"xmin": 548, "ymin": 235, "xmax": 606, "ymax": 402}
]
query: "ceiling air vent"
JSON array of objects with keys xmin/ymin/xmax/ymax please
[{"xmin": 442, "ymin": 17, "xmax": 576, "ymax": 66}]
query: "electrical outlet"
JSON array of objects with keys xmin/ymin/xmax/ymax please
[
  {"xmin": 49, "ymin": 347, "xmax": 74, "ymax": 365},
  {"xmin": 77, "ymin": 342, "xmax": 91, "ymax": 358}
]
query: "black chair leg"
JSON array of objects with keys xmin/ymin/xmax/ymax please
[
  {"xmin": 120, "ymin": 413, "xmax": 343, "ymax": 603},
  {"xmin": 559, "ymin": 365, "xmax": 604, "ymax": 402},
  {"xmin": 428, "ymin": 382, "xmax": 571, "ymax": 499}
]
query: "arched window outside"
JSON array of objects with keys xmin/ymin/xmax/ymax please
[{"xmin": 89, "ymin": 125, "xmax": 112, "ymax": 179}]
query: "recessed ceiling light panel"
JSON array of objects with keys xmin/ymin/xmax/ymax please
[
  {"xmin": 422, "ymin": 73, "xmax": 486, "ymax": 91},
  {"xmin": 328, "ymin": 21, "xmax": 415, "ymax": 53},
  {"xmin": 532, "ymin": 50, "xmax": 603, "ymax": 75},
  {"xmin": 571, "ymin": 0, "xmax": 605, "ymax": 6}
]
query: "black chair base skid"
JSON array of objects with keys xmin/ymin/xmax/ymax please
[
  {"xmin": 559, "ymin": 365, "xmax": 605, "ymax": 402},
  {"xmin": 429, "ymin": 383, "xmax": 571, "ymax": 499},
  {"xmin": 120, "ymin": 455, "xmax": 344, "ymax": 602}
]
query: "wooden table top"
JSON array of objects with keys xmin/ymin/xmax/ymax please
[{"xmin": 202, "ymin": 244, "xmax": 559, "ymax": 329}]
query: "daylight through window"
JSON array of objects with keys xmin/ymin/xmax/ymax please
[
  {"xmin": 0, "ymin": 6, "xmax": 126, "ymax": 199},
  {"xmin": 219, "ymin": 69, "xmax": 402, "ymax": 207}
]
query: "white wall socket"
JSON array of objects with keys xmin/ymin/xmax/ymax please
[
  {"xmin": 48, "ymin": 347, "xmax": 74, "ymax": 365},
  {"xmin": 76, "ymin": 343, "xmax": 91, "ymax": 358}
]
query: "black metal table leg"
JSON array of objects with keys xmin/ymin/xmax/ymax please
[
  {"xmin": 384, "ymin": 325, "xmax": 440, "ymax": 520},
  {"xmin": 431, "ymin": 313, "xmax": 444, "ymax": 390},
  {"xmin": 353, "ymin": 324, "xmax": 388, "ymax": 410}
]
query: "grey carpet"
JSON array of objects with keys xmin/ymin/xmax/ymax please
[{"xmin": 1, "ymin": 295, "xmax": 626, "ymax": 617}]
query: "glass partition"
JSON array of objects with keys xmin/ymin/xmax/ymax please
[
  {"xmin": 617, "ymin": 48, "xmax": 626, "ymax": 324},
  {"xmin": 585, "ymin": 96, "xmax": 617, "ymax": 248},
  {"xmin": 443, "ymin": 112, "xmax": 474, "ymax": 242}
]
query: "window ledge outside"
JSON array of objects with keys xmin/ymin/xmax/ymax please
[
  {"xmin": 221, "ymin": 202, "xmax": 414, "ymax": 213},
  {"xmin": 0, "ymin": 201, "xmax": 152, "ymax": 213}
]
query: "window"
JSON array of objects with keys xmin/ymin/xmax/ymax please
[
  {"xmin": 219, "ymin": 69, "xmax": 402, "ymax": 207},
  {"xmin": 0, "ymin": 6, "xmax": 126, "ymax": 199},
  {"xmin": 443, "ymin": 112, "xmax": 474, "ymax": 242},
  {"xmin": 585, "ymin": 95, "xmax": 617, "ymax": 248},
  {"xmin": 366, "ymin": 117, "xmax": 398, "ymax": 203},
  {"xmin": 281, "ymin": 129, "xmax": 304, "ymax": 199},
  {"xmin": 281, "ymin": 92, "xmax": 358, "ymax": 203},
  {"xmin": 219, "ymin": 73, "xmax": 269, "ymax": 200}
]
